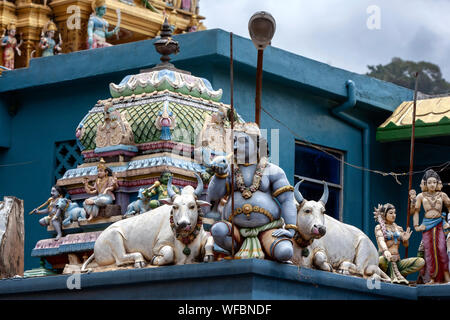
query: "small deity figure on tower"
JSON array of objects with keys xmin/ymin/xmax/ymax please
[
  {"xmin": 83, "ymin": 159, "xmax": 118, "ymax": 220},
  {"xmin": 155, "ymin": 101, "xmax": 176, "ymax": 141},
  {"xmin": 39, "ymin": 20, "xmax": 62, "ymax": 57},
  {"xmin": 413, "ymin": 169, "xmax": 450, "ymax": 284},
  {"xmin": 197, "ymin": 106, "xmax": 232, "ymax": 155},
  {"xmin": 374, "ymin": 203, "xmax": 424, "ymax": 284},
  {"xmin": 142, "ymin": 171, "xmax": 180, "ymax": 209},
  {"xmin": 30, "ymin": 186, "xmax": 68, "ymax": 241},
  {"xmin": 1, "ymin": 22, "xmax": 23, "ymax": 70},
  {"xmin": 95, "ymin": 102, "xmax": 134, "ymax": 148},
  {"xmin": 87, "ymin": 0, "xmax": 121, "ymax": 49}
]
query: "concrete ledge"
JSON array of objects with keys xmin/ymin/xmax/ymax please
[{"xmin": 0, "ymin": 259, "xmax": 443, "ymax": 300}]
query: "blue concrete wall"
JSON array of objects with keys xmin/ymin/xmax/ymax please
[{"xmin": 0, "ymin": 29, "xmax": 416, "ymax": 271}]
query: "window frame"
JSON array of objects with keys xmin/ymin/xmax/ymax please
[{"xmin": 294, "ymin": 140, "xmax": 345, "ymax": 221}]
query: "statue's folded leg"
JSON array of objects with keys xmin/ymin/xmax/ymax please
[
  {"xmin": 260, "ymin": 229, "xmax": 293, "ymax": 262},
  {"xmin": 211, "ymin": 221, "xmax": 241, "ymax": 253},
  {"xmin": 398, "ymin": 257, "xmax": 425, "ymax": 277}
]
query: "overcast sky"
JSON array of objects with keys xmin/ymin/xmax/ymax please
[{"xmin": 200, "ymin": 0, "xmax": 450, "ymax": 80}]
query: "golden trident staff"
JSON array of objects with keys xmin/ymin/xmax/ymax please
[{"xmin": 405, "ymin": 72, "xmax": 420, "ymax": 258}]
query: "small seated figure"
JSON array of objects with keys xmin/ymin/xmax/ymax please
[
  {"xmin": 30, "ymin": 186, "xmax": 68, "ymax": 240},
  {"xmin": 83, "ymin": 159, "xmax": 118, "ymax": 220},
  {"xmin": 87, "ymin": 0, "xmax": 120, "ymax": 49},
  {"xmin": 374, "ymin": 203, "xmax": 424, "ymax": 284},
  {"xmin": 39, "ymin": 20, "xmax": 62, "ymax": 57},
  {"xmin": 142, "ymin": 171, "xmax": 180, "ymax": 209}
]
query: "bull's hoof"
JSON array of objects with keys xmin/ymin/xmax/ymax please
[
  {"xmin": 134, "ymin": 261, "xmax": 146, "ymax": 268},
  {"xmin": 203, "ymin": 255, "xmax": 214, "ymax": 263},
  {"xmin": 338, "ymin": 269, "xmax": 350, "ymax": 275}
]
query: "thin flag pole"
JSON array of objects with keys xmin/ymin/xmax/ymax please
[
  {"xmin": 230, "ymin": 32, "xmax": 236, "ymax": 258},
  {"xmin": 405, "ymin": 72, "xmax": 419, "ymax": 258}
]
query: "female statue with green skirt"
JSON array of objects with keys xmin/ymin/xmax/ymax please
[{"xmin": 374, "ymin": 203, "xmax": 424, "ymax": 284}]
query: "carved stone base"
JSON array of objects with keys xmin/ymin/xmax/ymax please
[
  {"xmin": 99, "ymin": 204, "xmax": 122, "ymax": 218},
  {"xmin": 47, "ymin": 215, "xmax": 123, "ymax": 234},
  {"xmin": 62, "ymin": 261, "xmax": 159, "ymax": 275}
]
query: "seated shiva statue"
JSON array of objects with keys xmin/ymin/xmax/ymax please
[
  {"xmin": 87, "ymin": 0, "xmax": 120, "ymax": 49},
  {"xmin": 83, "ymin": 159, "xmax": 118, "ymax": 220},
  {"xmin": 374, "ymin": 203, "xmax": 424, "ymax": 284},
  {"xmin": 208, "ymin": 123, "xmax": 296, "ymax": 262}
]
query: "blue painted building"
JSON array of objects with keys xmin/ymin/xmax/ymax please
[{"xmin": 0, "ymin": 28, "xmax": 446, "ymax": 286}]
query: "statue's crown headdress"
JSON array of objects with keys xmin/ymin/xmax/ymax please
[
  {"xmin": 91, "ymin": 0, "xmax": 106, "ymax": 12},
  {"xmin": 97, "ymin": 158, "xmax": 107, "ymax": 170},
  {"xmin": 373, "ymin": 203, "xmax": 394, "ymax": 221},
  {"xmin": 43, "ymin": 20, "xmax": 57, "ymax": 34},
  {"xmin": 7, "ymin": 21, "xmax": 16, "ymax": 31}
]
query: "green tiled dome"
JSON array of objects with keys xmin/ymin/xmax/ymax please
[{"xmin": 77, "ymin": 92, "xmax": 220, "ymax": 151}]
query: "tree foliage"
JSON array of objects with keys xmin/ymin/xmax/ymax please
[{"xmin": 367, "ymin": 57, "xmax": 450, "ymax": 95}]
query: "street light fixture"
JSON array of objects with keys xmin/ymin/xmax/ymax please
[{"xmin": 248, "ymin": 11, "xmax": 276, "ymax": 126}]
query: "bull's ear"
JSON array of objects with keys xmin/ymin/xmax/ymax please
[
  {"xmin": 160, "ymin": 198, "xmax": 173, "ymax": 206},
  {"xmin": 196, "ymin": 200, "xmax": 211, "ymax": 207}
]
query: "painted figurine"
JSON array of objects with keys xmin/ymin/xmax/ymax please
[
  {"xmin": 142, "ymin": 171, "xmax": 180, "ymax": 209},
  {"xmin": 125, "ymin": 184, "xmax": 159, "ymax": 217},
  {"xmin": 87, "ymin": 0, "xmax": 121, "ymax": 49},
  {"xmin": 30, "ymin": 186, "xmax": 67, "ymax": 241},
  {"xmin": 39, "ymin": 20, "xmax": 62, "ymax": 57},
  {"xmin": 83, "ymin": 159, "xmax": 118, "ymax": 220},
  {"xmin": 1, "ymin": 22, "xmax": 22, "ymax": 70},
  {"xmin": 155, "ymin": 101, "xmax": 176, "ymax": 140},
  {"xmin": 95, "ymin": 102, "xmax": 134, "ymax": 148},
  {"xmin": 374, "ymin": 203, "xmax": 424, "ymax": 284},
  {"xmin": 208, "ymin": 123, "xmax": 296, "ymax": 262},
  {"xmin": 413, "ymin": 169, "xmax": 450, "ymax": 283}
]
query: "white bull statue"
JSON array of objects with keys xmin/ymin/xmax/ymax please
[
  {"xmin": 291, "ymin": 180, "xmax": 390, "ymax": 281},
  {"xmin": 82, "ymin": 174, "xmax": 214, "ymax": 271}
]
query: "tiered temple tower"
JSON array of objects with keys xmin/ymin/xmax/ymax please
[{"xmin": 28, "ymin": 19, "xmax": 242, "ymax": 274}]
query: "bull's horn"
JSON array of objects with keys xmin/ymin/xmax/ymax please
[
  {"xmin": 294, "ymin": 180, "xmax": 305, "ymax": 204},
  {"xmin": 194, "ymin": 173, "xmax": 203, "ymax": 198},
  {"xmin": 167, "ymin": 175, "xmax": 176, "ymax": 199},
  {"xmin": 319, "ymin": 181, "xmax": 329, "ymax": 205}
]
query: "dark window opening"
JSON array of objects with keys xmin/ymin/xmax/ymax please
[{"xmin": 294, "ymin": 141, "xmax": 344, "ymax": 220}]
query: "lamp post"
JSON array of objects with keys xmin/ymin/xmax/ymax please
[{"xmin": 248, "ymin": 11, "xmax": 276, "ymax": 126}]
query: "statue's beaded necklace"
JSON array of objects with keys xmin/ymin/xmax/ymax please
[
  {"xmin": 234, "ymin": 158, "xmax": 268, "ymax": 199},
  {"xmin": 424, "ymin": 192, "xmax": 442, "ymax": 210},
  {"xmin": 169, "ymin": 211, "xmax": 203, "ymax": 256}
]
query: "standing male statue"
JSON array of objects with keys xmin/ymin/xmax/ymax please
[{"xmin": 207, "ymin": 123, "xmax": 296, "ymax": 262}]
